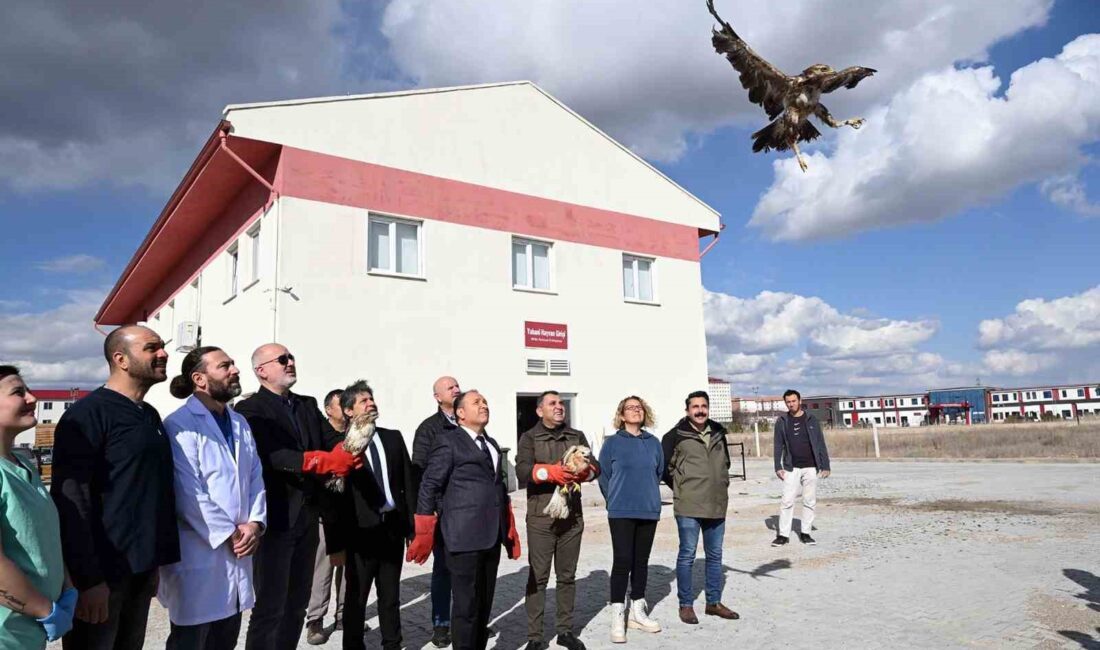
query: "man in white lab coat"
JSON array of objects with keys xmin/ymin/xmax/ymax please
[{"xmin": 160, "ymin": 346, "xmax": 267, "ymax": 650}]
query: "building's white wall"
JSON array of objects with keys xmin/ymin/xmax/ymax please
[
  {"xmin": 225, "ymin": 84, "xmax": 718, "ymax": 232},
  {"xmin": 145, "ymin": 197, "xmax": 709, "ymax": 455}
]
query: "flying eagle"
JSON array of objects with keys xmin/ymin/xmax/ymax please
[{"xmin": 706, "ymin": 0, "xmax": 876, "ymax": 172}]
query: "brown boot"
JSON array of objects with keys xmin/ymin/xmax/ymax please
[
  {"xmin": 705, "ymin": 603, "xmax": 740, "ymax": 620},
  {"xmin": 679, "ymin": 606, "xmax": 699, "ymax": 624}
]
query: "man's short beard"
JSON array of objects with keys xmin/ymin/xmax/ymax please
[
  {"xmin": 128, "ymin": 355, "xmax": 166, "ymax": 385},
  {"xmin": 209, "ymin": 380, "xmax": 242, "ymax": 403}
]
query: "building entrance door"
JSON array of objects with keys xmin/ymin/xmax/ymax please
[{"xmin": 516, "ymin": 393, "xmax": 574, "ymax": 442}]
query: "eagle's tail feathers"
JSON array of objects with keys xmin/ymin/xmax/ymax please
[
  {"xmin": 752, "ymin": 120, "xmax": 785, "ymax": 152},
  {"xmin": 799, "ymin": 121, "xmax": 822, "ymax": 143}
]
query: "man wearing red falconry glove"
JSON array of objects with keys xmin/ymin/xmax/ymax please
[
  {"xmin": 515, "ymin": 391, "xmax": 599, "ymax": 650},
  {"xmin": 235, "ymin": 344, "xmax": 363, "ymax": 650},
  {"xmin": 408, "ymin": 390, "xmax": 521, "ymax": 650}
]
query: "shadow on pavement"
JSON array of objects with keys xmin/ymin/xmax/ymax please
[{"xmin": 1059, "ymin": 568, "xmax": 1100, "ymax": 649}]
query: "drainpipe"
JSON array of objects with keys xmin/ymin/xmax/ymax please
[{"xmin": 700, "ymin": 224, "xmax": 726, "ymax": 259}]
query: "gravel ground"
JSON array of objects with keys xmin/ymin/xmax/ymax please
[{"xmin": 50, "ymin": 460, "xmax": 1100, "ymax": 649}]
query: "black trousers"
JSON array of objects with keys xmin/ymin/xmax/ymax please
[
  {"xmin": 343, "ymin": 517, "xmax": 405, "ymax": 650},
  {"xmin": 63, "ymin": 570, "xmax": 157, "ymax": 650},
  {"xmin": 608, "ymin": 518, "xmax": 658, "ymax": 603},
  {"xmin": 446, "ymin": 543, "xmax": 501, "ymax": 650},
  {"xmin": 165, "ymin": 613, "xmax": 242, "ymax": 650},
  {"xmin": 245, "ymin": 509, "xmax": 319, "ymax": 650}
]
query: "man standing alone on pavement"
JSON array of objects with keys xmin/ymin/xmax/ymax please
[
  {"xmin": 411, "ymin": 376, "xmax": 460, "ymax": 648},
  {"xmin": 772, "ymin": 389, "xmax": 831, "ymax": 547},
  {"xmin": 515, "ymin": 391, "xmax": 599, "ymax": 650},
  {"xmin": 661, "ymin": 391, "xmax": 739, "ymax": 625}
]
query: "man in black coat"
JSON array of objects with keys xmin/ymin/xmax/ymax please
[
  {"xmin": 51, "ymin": 325, "xmax": 180, "ymax": 650},
  {"xmin": 772, "ymin": 389, "xmax": 831, "ymax": 547},
  {"xmin": 410, "ymin": 375, "xmax": 460, "ymax": 647},
  {"xmin": 408, "ymin": 390, "xmax": 521, "ymax": 650},
  {"xmin": 326, "ymin": 380, "xmax": 415, "ymax": 650},
  {"xmin": 235, "ymin": 343, "xmax": 363, "ymax": 650}
]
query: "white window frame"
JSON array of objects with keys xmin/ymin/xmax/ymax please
[
  {"xmin": 247, "ymin": 223, "xmax": 262, "ymax": 286},
  {"xmin": 511, "ymin": 237, "xmax": 554, "ymax": 293},
  {"xmin": 226, "ymin": 243, "xmax": 239, "ymax": 300},
  {"xmin": 367, "ymin": 214, "xmax": 424, "ymax": 279},
  {"xmin": 622, "ymin": 253, "xmax": 657, "ymax": 304}
]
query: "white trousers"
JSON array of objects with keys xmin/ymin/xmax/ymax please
[{"xmin": 779, "ymin": 467, "xmax": 818, "ymax": 538}]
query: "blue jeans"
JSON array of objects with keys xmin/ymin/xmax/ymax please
[
  {"xmin": 431, "ymin": 528, "xmax": 451, "ymax": 627},
  {"xmin": 675, "ymin": 515, "xmax": 725, "ymax": 607}
]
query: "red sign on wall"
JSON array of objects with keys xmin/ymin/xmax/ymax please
[{"xmin": 525, "ymin": 321, "xmax": 568, "ymax": 349}]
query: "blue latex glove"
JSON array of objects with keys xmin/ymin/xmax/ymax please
[{"xmin": 36, "ymin": 588, "xmax": 78, "ymax": 641}]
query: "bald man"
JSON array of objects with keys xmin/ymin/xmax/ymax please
[
  {"xmin": 235, "ymin": 343, "xmax": 362, "ymax": 650},
  {"xmin": 52, "ymin": 325, "xmax": 181, "ymax": 650},
  {"xmin": 412, "ymin": 376, "xmax": 461, "ymax": 647}
]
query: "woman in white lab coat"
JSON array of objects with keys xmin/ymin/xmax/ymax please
[{"xmin": 159, "ymin": 346, "xmax": 267, "ymax": 650}]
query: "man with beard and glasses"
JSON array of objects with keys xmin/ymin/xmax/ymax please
[
  {"xmin": 158, "ymin": 346, "xmax": 267, "ymax": 649},
  {"xmin": 51, "ymin": 325, "xmax": 181, "ymax": 650},
  {"xmin": 236, "ymin": 344, "xmax": 362, "ymax": 650}
]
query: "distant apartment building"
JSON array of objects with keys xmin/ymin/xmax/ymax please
[
  {"xmin": 707, "ymin": 377, "xmax": 733, "ymax": 422},
  {"xmin": 988, "ymin": 383, "xmax": 1100, "ymax": 421},
  {"xmin": 803, "ymin": 396, "xmax": 842, "ymax": 427},
  {"xmin": 15, "ymin": 388, "xmax": 92, "ymax": 448},
  {"xmin": 834, "ymin": 394, "xmax": 929, "ymax": 428},
  {"xmin": 733, "ymin": 395, "xmax": 786, "ymax": 423}
]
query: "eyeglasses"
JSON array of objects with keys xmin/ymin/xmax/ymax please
[
  {"xmin": 623, "ymin": 405, "xmax": 645, "ymax": 412},
  {"xmin": 256, "ymin": 353, "xmax": 294, "ymax": 369}
]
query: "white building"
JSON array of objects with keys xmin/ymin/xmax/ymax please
[
  {"xmin": 14, "ymin": 389, "xmax": 90, "ymax": 448},
  {"xmin": 733, "ymin": 395, "xmax": 786, "ymax": 423},
  {"xmin": 837, "ymin": 394, "xmax": 929, "ymax": 428},
  {"xmin": 94, "ymin": 82, "xmax": 722, "ymax": 457},
  {"xmin": 989, "ymin": 384, "xmax": 1100, "ymax": 421},
  {"xmin": 706, "ymin": 377, "xmax": 732, "ymax": 422}
]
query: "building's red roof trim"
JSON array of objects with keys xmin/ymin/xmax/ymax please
[{"xmin": 31, "ymin": 389, "xmax": 92, "ymax": 401}]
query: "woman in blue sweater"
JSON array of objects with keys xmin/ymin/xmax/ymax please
[{"xmin": 598, "ymin": 396, "xmax": 663, "ymax": 643}]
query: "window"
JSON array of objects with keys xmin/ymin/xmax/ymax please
[
  {"xmin": 64, "ymin": 403, "xmax": 71, "ymax": 411},
  {"xmin": 227, "ymin": 244, "xmax": 239, "ymax": 298},
  {"xmin": 859, "ymin": 400, "xmax": 866, "ymax": 408},
  {"xmin": 248, "ymin": 224, "xmax": 262, "ymax": 284},
  {"xmin": 1061, "ymin": 390, "xmax": 1067, "ymax": 398},
  {"xmin": 874, "ymin": 417, "xmax": 882, "ymax": 424},
  {"xmin": 512, "ymin": 238, "xmax": 552, "ymax": 290},
  {"xmin": 1043, "ymin": 390, "xmax": 1052, "ymax": 399},
  {"xmin": 42, "ymin": 402, "xmax": 53, "ymax": 410},
  {"xmin": 1077, "ymin": 389, "xmax": 1085, "ymax": 397},
  {"xmin": 992, "ymin": 394, "xmax": 1000, "ymax": 402},
  {"xmin": 844, "ymin": 417, "xmax": 851, "ymax": 425},
  {"xmin": 368, "ymin": 216, "xmax": 422, "ymax": 276},
  {"xmin": 886, "ymin": 416, "xmax": 895, "ymax": 423},
  {"xmin": 622, "ymin": 254, "xmax": 655, "ymax": 302},
  {"xmin": 1062, "ymin": 410, "xmax": 1072, "ymax": 418},
  {"xmin": 911, "ymin": 398, "xmax": 919, "ymax": 405},
  {"xmin": 812, "ymin": 403, "xmax": 819, "ymax": 409}
]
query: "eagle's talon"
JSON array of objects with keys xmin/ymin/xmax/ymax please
[{"xmin": 847, "ymin": 118, "xmax": 865, "ymax": 130}]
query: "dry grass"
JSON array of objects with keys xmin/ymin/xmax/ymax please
[{"xmin": 726, "ymin": 420, "xmax": 1100, "ymax": 459}]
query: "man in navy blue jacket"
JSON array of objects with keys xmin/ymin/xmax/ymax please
[
  {"xmin": 408, "ymin": 390, "xmax": 521, "ymax": 650},
  {"xmin": 772, "ymin": 389, "xmax": 831, "ymax": 546}
]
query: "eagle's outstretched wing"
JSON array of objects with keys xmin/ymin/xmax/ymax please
[
  {"xmin": 707, "ymin": 0, "xmax": 791, "ymax": 120},
  {"xmin": 819, "ymin": 66, "xmax": 877, "ymax": 94}
]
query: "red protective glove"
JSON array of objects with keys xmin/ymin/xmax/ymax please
[
  {"xmin": 302, "ymin": 444, "xmax": 364, "ymax": 477},
  {"xmin": 406, "ymin": 514, "xmax": 437, "ymax": 564},
  {"xmin": 531, "ymin": 463, "xmax": 576, "ymax": 486},
  {"xmin": 504, "ymin": 503, "xmax": 522, "ymax": 560}
]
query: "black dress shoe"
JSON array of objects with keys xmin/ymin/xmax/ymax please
[
  {"xmin": 431, "ymin": 625, "xmax": 451, "ymax": 648},
  {"xmin": 799, "ymin": 533, "xmax": 817, "ymax": 545},
  {"xmin": 771, "ymin": 535, "xmax": 789, "ymax": 546},
  {"xmin": 556, "ymin": 632, "xmax": 587, "ymax": 650}
]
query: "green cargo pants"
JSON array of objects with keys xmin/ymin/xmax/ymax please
[{"xmin": 525, "ymin": 514, "xmax": 584, "ymax": 641}]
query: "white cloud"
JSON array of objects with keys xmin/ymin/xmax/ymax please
[
  {"xmin": 0, "ymin": 289, "xmax": 109, "ymax": 387},
  {"xmin": 982, "ymin": 349, "xmax": 1054, "ymax": 376},
  {"xmin": 1041, "ymin": 172, "xmax": 1100, "ymax": 217},
  {"xmin": 34, "ymin": 254, "xmax": 106, "ymax": 273},
  {"xmin": 978, "ymin": 285, "xmax": 1100, "ymax": 350},
  {"xmin": 703, "ymin": 289, "xmax": 960, "ymax": 394},
  {"xmin": 381, "ymin": 0, "xmax": 1050, "ymax": 161},
  {"xmin": 750, "ymin": 33, "xmax": 1100, "ymax": 241}
]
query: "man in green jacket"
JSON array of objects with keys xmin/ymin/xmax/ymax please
[
  {"xmin": 515, "ymin": 391, "xmax": 599, "ymax": 650},
  {"xmin": 661, "ymin": 391, "xmax": 740, "ymax": 625}
]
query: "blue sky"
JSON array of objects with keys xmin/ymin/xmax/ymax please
[{"xmin": 1, "ymin": 0, "xmax": 1097, "ymax": 394}]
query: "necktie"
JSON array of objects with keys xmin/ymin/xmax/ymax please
[
  {"xmin": 368, "ymin": 439, "xmax": 386, "ymax": 496},
  {"xmin": 477, "ymin": 436, "xmax": 494, "ymax": 468}
]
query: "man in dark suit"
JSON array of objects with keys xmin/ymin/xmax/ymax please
[
  {"xmin": 409, "ymin": 390, "xmax": 521, "ymax": 650},
  {"xmin": 235, "ymin": 344, "xmax": 363, "ymax": 650},
  {"xmin": 411, "ymin": 375, "xmax": 460, "ymax": 647},
  {"xmin": 326, "ymin": 380, "xmax": 415, "ymax": 650}
]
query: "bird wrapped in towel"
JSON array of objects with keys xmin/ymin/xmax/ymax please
[{"xmin": 543, "ymin": 445, "xmax": 594, "ymax": 520}]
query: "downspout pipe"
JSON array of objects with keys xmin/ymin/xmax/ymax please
[{"xmin": 700, "ymin": 223, "xmax": 726, "ymax": 259}]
